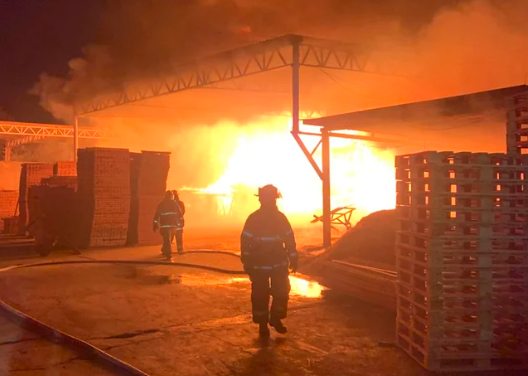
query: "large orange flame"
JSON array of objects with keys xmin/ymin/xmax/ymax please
[{"xmin": 196, "ymin": 117, "xmax": 396, "ymax": 225}]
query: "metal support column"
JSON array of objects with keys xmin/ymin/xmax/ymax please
[
  {"xmin": 73, "ymin": 116, "xmax": 79, "ymax": 162},
  {"xmin": 291, "ymin": 38, "xmax": 300, "ymax": 134},
  {"xmin": 321, "ymin": 129, "xmax": 331, "ymax": 248}
]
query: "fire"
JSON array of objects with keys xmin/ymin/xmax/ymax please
[{"xmin": 198, "ymin": 117, "xmax": 396, "ymax": 225}]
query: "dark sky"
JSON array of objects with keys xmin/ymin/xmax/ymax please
[{"xmin": 0, "ymin": 0, "xmax": 105, "ymax": 123}]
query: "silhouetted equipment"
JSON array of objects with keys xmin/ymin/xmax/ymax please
[{"xmin": 311, "ymin": 205, "xmax": 355, "ymax": 231}]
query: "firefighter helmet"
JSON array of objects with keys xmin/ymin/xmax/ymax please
[
  {"xmin": 256, "ymin": 184, "xmax": 282, "ymax": 200},
  {"xmin": 165, "ymin": 190, "xmax": 174, "ymax": 199}
]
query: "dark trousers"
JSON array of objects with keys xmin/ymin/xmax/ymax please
[
  {"xmin": 160, "ymin": 228, "xmax": 172, "ymax": 257},
  {"xmin": 161, "ymin": 228, "xmax": 183, "ymax": 257},
  {"xmin": 250, "ymin": 268, "xmax": 291, "ymax": 324},
  {"xmin": 171, "ymin": 229, "xmax": 183, "ymax": 251}
]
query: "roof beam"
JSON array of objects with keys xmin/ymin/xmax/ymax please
[
  {"xmin": 0, "ymin": 121, "xmax": 113, "ymax": 148},
  {"xmin": 74, "ymin": 35, "xmax": 383, "ymax": 116}
]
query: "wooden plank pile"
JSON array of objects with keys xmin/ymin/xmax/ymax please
[
  {"xmin": 0, "ymin": 190, "xmax": 18, "ymax": 232},
  {"xmin": 18, "ymin": 163, "xmax": 53, "ymax": 234},
  {"xmin": 395, "ymin": 151, "xmax": 528, "ymax": 372},
  {"xmin": 77, "ymin": 148, "xmax": 131, "ymax": 248},
  {"xmin": 127, "ymin": 151, "xmax": 170, "ymax": 245}
]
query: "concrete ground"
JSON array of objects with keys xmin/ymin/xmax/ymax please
[{"xmin": 0, "ymin": 229, "xmax": 525, "ymax": 375}]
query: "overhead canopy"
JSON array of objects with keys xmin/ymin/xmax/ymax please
[{"xmin": 303, "ymin": 85, "xmax": 528, "ymax": 153}]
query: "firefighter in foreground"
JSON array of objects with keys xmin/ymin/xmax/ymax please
[
  {"xmin": 153, "ymin": 190, "xmax": 185, "ymax": 259},
  {"xmin": 240, "ymin": 185, "xmax": 299, "ymax": 337}
]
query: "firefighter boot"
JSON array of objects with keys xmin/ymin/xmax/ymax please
[
  {"xmin": 259, "ymin": 323, "xmax": 270, "ymax": 338},
  {"xmin": 269, "ymin": 318, "xmax": 287, "ymax": 334}
]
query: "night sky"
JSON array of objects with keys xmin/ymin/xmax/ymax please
[{"xmin": 0, "ymin": 0, "xmax": 105, "ymax": 123}]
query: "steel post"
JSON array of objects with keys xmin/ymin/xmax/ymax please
[
  {"xmin": 73, "ymin": 116, "xmax": 79, "ymax": 162},
  {"xmin": 292, "ymin": 39, "xmax": 300, "ymax": 134},
  {"xmin": 322, "ymin": 129, "xmax": 331, "ymax": 248}
]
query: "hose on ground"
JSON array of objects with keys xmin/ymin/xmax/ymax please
[{"xmin": 0, "ymin": 255, "xmax": 245, "ymax": 376}]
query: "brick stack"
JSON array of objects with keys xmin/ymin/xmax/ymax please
[
  {"xmin": 18, "ymin": 163, "xmax": 53, "ymax": 234},
  {"xmin": 53, "ymin": 161, "xmax": 77, "ymax": 176},
  {"xmin": 128, "ymin": 151, "xmax": 170, "ymax": 245},
  {"xmin": 77, "ymin": 148, "xmax": 131, "ymax": 248},
  {"xmin": 395, "ymin": 151, "xmax": 528, "ymax": 372},
  {"xmin": 0, "ymin": 190, "xmax": 18, "ymax": 232}
]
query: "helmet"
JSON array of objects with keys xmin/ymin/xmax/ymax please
[
  {"xmin": 256, "ymin": 184, "xmax": 282, "ymax": 200},
  {"xmin": 165, "ymin": 190, "xmax": 173, "ymax": 199}
]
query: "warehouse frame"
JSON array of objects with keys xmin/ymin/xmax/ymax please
[{"xmin": 73, "ymin": 34, "xmax": 404, "ymax": 248}]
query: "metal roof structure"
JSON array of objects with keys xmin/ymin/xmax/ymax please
[
  {"xmin": 67, "ymin": 34, "xmax": 526, "ymax": 248},
  {"xmin": 304, "ymin": 85, "xmax": 528, "ymax": 132},
  {"xmin": 0, "ymin": 121, "xmax": 113, "ymax": 162},
  {"xmin": 70, "ymin": 34, "xmax": 405, "ymax": 247}
]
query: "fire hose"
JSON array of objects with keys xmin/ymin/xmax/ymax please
[{"xmin": 0, "ymin": 250, "xmax": 245, "ymax": 376}]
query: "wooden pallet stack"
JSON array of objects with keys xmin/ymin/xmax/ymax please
[
  {"xmin": 77, "ymin": 148, "xmax": 131, "ymax": 248},
  {"xmin": 507, "ymin": 91, "xmax": 528, "ymax": 155},
  {"xmin": 395, "ymin": 151, "xmax": 528, "ymax": 372},
  {"xmin": 41, "ymin": 176, "xmax": 78, "ymax": 190},
  {"xmin": 127, "ymin": 151, "xmax": 170, "ymax": 245},
  {"xmin": 53, "ymin": 161, "xmax": 77, "ymax": 176},
  {"xmin": 0, "ymin": 190, "xmax": 18, "ymax": 232},
  {"xmin": 18, "ymin": 163, "xmax": 53, "ymax": 234},
  {"xmin": 27, "ymin": 185, "xmax": 77, "ymax": 245}
]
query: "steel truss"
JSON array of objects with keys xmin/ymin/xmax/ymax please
[
  {"xmin": 73, "ymin": 34, "xmax": 401, "ymax": 248},
  {"xmin": 0, "ymin": 121, "xmax": 112, "ymax": 147},
  {"xmin": 74, "ymin": 35, "xmax": 384, "ymax": 116}
]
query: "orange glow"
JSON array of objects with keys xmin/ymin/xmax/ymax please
[{"xmin": 197, "ymin": 117, "xmax": 396, "ymax": 224}]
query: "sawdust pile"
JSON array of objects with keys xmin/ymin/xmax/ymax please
[{"xmin": 305, "ymin": 210, "xmax": 397, "ymax": 273}]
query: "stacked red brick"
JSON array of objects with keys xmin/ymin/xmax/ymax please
[
  {"xmin": 18, "ymin": 163, "xmax": 53, "ymax": 234},
  {"xmin": 77, "ymin": 148, "xmax": 131, "ymax": 248},
  {"xmin": 128, "ymin": 151, "xmax": 170, "ymax": 245},
  {"xmin": 395, "ymin": 151, "xmax": 528, "ymax": 372},
  {"xmin": 0, "ymin": 190, "xmax": 18, "ymax": 232}
]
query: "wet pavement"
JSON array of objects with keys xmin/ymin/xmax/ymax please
[{"xmin": 0, "ymin": 243, "xmax": 525, "ymax": 375}]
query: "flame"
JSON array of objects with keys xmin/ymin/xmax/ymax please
[{"xmin": 198, "ymin": 117, "xmax": 396, "ymax": 224}]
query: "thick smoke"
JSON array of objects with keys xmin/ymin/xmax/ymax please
[
  {"xmin": 31, "ymin": 0, "xmax": 498, "ymax": 123},
  {"xmin": 28, "ymin": 0, "xmax": 528, "ymax": 227}
]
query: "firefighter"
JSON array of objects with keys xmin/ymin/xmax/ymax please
[
  {"xmin": 153, "ymin": 190, "xmax": 185, "ymax": 259},
  {"xmin": 171, "ymin": 190, "xmax": 185, "ymax": 252},
  {"xmin": 240, "ymin": 184, "xmax": 299, "ymax": 337}
]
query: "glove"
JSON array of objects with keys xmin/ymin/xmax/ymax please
[
  {"xmin": 290, "ymin": 257, "xmax": 298, "ymax": 274},
  {"xmin": 153, "ymin": 222, "xmax": 158, "ymax": 232}
]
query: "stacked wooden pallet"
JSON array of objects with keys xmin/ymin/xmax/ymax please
[
  {"xmin": 77, "ymin": 148, "xmax": 131, "ymax": 248},
  {"xmin": 0, "ymin": 190, "xmax": 18, "ymax": 232},
  {"xmin": 18, "ymin": 163, "xmax": 53, "ymax": 234},
  {"xmin": 41, "ymin": 176, "xmax": 78, "ymax": 190},
  {"xmin": 27, "ymin": 185, "xmax": 77, "ymax": 246},
  {"xmin": 53, "ymin": 161, "xmax": 77, "ymax": 176},
  {"xmin": 395, "ymin": 151, "xmax": 528, "ymax": 372},
  {"xmin": 507, "ymin": 91, "xmax": 528, "ymax": 155},
  {"xmin": 128, "ymin": 151, "xmax": 170, "ymax": 245}
]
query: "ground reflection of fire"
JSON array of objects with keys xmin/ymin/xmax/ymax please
[{"xmin": 184, "ymin": 117, "xmax": 396, "ymax": 225}]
